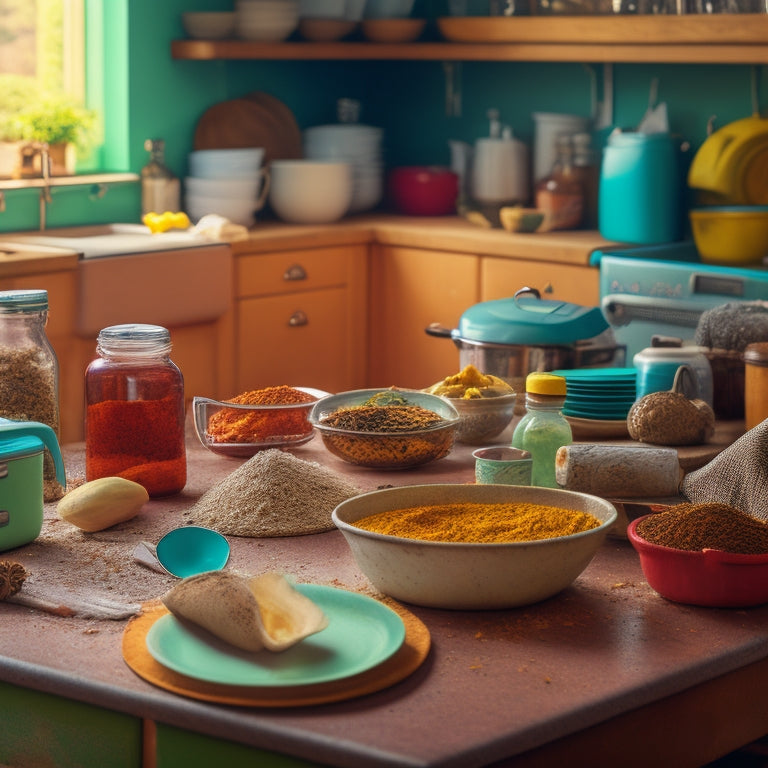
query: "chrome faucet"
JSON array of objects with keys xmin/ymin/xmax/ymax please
[{"xmin": 38, "ymin": 144, "xmax": 52, "ymax": 230}]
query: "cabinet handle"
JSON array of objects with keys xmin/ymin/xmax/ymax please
[
  {"xmin": 288, "ymin": 310, "xmax": 308, "ymax": 327},
  {"xmin": 283, "ymin": 264, "xmax": 307, "ymax": 281}
]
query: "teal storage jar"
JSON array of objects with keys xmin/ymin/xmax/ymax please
[
  {"xmin": 0, "ymin": 435, "xmax": 46, "ymax": 551},
  {"xmin": 598, "ymin": 131, "xmax": 682, "ymax": 245},
  {"xmin": 0, "ymin": 418, "xmax": 66, "ymax": 551}
]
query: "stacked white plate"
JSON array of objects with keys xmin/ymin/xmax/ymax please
[
  {"xmin": 185, "ymin": 148, "xmax": 268, "ymax": 227},
  {"xmin": 235, "ymin": 0, "xmax": 299, "ymax": 41},
  {"xmin": 304, "ymin": 124, "xmax": 384, "ymax": 213}
]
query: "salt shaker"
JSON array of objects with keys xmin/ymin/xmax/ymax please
[
  {"xmin": 85, "ymin": 324, "xmax": 186, "ymax": 497},
  {"xmin": 0, "ymin": 289, "xmax": 63, "ymax": 501},
  {"xmin": 512, "ymin": 373, "xmax": 572, "ymax": 488}
]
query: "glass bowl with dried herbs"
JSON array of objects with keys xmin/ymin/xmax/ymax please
[
  {"xmin": 309, "ymin": 388, "xmax": 460, "ymax": 469},
  {"xmin": 193, "ymin": 386, "xmax": 330, "ymax": 458}
]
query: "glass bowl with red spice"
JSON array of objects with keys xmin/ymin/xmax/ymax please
[
  {"xmin": 193, "ymin": 386, "xmax": 330, "ymax": 458},
  {"xmin": 309, "ymin": 388, "xmax": 460, "ymax": 469},
  {"xmin": 628, "ymin": 505, "xmax": 768, "ymax": 608}
]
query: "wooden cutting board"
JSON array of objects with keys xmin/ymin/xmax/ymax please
[{"xmin": 193, "ymin": 92, "xmax": 302, "ymax": 163}]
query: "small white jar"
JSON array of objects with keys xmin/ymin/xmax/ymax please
[{"xmin": 633, "ymin": 345, "xmax": 714, "ymax": 407}]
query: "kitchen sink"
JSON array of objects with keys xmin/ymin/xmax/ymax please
[
  {"xmin": 0, "ymin": 223, "xmax": 233, "ymax": 337},
  {"xmin": 0, "ymin": 223, "xmax": 210, "ymax": 259}
]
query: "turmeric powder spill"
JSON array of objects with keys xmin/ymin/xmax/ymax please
[
  {"xmin": 207, "ymin": 386, "xmax": 318, "ymax": 444},
  {"xmin": 354, "ymin": 502, "xmax": 601, "ymax": 543}
]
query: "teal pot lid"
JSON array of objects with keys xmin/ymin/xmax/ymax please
[
  {"xmin": 456, "ymin": 289, "xmax": 609, "ymax": 346},
  {"xmin": 0, "ymin": 434, "xmax": 45, "ymax": 462},
  {"xmin": 0, "ymin": 418, "xmax": 66, "ymax": 486}
]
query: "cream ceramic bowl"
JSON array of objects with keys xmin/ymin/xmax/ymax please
[
  {"xmin": 182, "ymin": 12, "xmax": 236, "ymax": 39},
  {"xmin": 269, "ymin": 160, "xmax": 353, "ymax": 224},
  {"xmin": 333, "ymin": 483, "xmax": 617, "ymax": 609}
]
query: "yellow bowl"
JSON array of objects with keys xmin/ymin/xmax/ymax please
[{"xmin": 690, "ymin": 207, "xmax": 768, "ymax": 265}]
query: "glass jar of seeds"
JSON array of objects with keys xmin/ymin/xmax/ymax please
[{"xmin": 0, "ymin": 289, "xmax": 63, "ymax": 501}]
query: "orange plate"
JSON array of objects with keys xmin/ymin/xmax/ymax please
[{"xmin": 122, "ymin": 596, "xmax": 431, "ymax": 707}]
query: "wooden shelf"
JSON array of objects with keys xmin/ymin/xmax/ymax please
[{"xmin": 172, "ymin": 15, "xmax": 768, "ymax": 64}]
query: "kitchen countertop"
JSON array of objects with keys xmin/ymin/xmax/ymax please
[
  {"xmin": 1, "ymin": 215, "xmax": 625, "ymax": 272},
  {"xmin": 2, "ymin": 420, "xmax": 767, "ymax": 767}
]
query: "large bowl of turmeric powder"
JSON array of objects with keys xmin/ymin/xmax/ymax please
[
  {"xmin": 310, "ymin": 388, "xmax": 460, "ymax": 469},
  {"xmin": 332, "ymin": 483, "xmax": 617, "ymax": 609},
  {"xmin": 193, "ymin": 386, "xmax": 330, "ymax": 458},
  {"xmin": 629, "ymin": 504, "xmax": 768, "ymax": 607}
]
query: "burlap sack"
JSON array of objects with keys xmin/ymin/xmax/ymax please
[{"xmin": 680, "ymin": 420, "xmax": 768, "ymax": 522}]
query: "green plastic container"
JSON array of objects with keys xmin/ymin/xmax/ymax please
[{"xmin": 0, "ymin": 419, "xmax": 65, "ymax": 552}]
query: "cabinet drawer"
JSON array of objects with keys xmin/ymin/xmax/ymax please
[
  {"xmin": 236, "ymin": 287, "xmax": 350, "ymax": 394},
  {"xmin": 481, "ymin": 257, "xmax": 599, "ymax": 306},
  {"xmin": 0, "ymin": 681, "xmax": 141, "ymax": 768},
  {"xmin": 155, "ymin": 722, "xmax": 326, "ymax": 767},
  {"xmin": 237, "ymin": 248, "xmax": 350, "ymax": 298}
]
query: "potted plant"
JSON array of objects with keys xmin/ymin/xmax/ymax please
[{"xmin": 0, "ymin": 84, "xmax": 97, "ymax": 177}]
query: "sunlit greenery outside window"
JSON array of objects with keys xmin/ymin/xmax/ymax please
[{"xmin": 0, "ymin": 0, "xmax": 98, "ymax": 172}]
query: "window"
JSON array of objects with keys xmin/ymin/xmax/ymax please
[{"xmin": 0, "ymin": 0, "xmax": 96, "ymax": 172}]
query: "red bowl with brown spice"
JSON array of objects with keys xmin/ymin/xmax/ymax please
[
  {"xmin": 193, "ymin": 387, "xmax": 330, "ymax": 458},
  {"xmin": 628, "ymin": 515, "xmax": 768, "ymax": 608}
]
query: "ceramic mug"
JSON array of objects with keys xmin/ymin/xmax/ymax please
[{"xmin": 473, "ymin": 446, "xmax": 532, "ymax": 485}]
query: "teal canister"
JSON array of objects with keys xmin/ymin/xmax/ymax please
[
  {"xmin": 0, "ymin": 419, "xmax": 66, "ymax": 551},
  {"xmin": 598, "ymin": 131, "xmax": 682, "ymax": 245}
]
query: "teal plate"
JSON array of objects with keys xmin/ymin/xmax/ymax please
[{"xmin": 145, "ymin": 584, "xmax": 406, "ymax": 687}]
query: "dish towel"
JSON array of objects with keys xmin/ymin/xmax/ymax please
[{"xmin": 681, "ymin": 420, "xmax": 768, "ymax": 521}]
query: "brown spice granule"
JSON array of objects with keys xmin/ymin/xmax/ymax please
[
  {"xmin": 636, "ymin": 502, "xmax": 768, "ymax": 554},
  {"xmin": 0, "ymin": 344, "xmax": 62, "ymax": 500},
  {"xmin": 187, "ymin": 449, "xmax": 361, "ymax": 537},
  {"xmin": 321, "ymin": 404, "xmax": 445, "ymax": 433}
]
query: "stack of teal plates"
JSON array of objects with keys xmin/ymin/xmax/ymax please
[{"xmin": 550, "ymin": 368, "xmax": 637, "ymax": 421}]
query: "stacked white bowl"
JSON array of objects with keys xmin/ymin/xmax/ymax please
[
  {"xmin": 235, "ymin": 0, "xmax": 300, "ymax": 41},
  {"xmin": 303, "ymin": 124, "xmax": 384, "ymax": 213},
  {"xmin": 185, "ymin": 148, "xmax": 268, "ymax": 227}
]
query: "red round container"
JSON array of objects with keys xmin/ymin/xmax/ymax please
[
  {"xmin": 628, "ymin": 515, "xmax": 768, "ymax": 608},
  {"xmin": 388, "ymin": 166, "xmax": 459, "ymax": 216}
]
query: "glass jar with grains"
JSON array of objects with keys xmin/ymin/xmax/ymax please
[
  {"xmin": 85, "ymin": 324, "xmax": 186, "ymax": 497},
  {"xmin": 512, "ymin": 372, "xmax": 572, "ymax": 488},
  {"xmin": 0, "ymin": 289, "xmax": 63, "ymax": 501}
]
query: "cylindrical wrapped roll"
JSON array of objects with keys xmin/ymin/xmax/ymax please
[{"xmin": 555, "ymin": 444, "xmax": 682, "ymax": 498}]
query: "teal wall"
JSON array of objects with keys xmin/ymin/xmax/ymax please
[{"xmin": 0, "ymin": 0, "xmax": 764, "ymax": 233}]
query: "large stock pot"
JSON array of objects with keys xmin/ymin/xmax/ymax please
[{"xmin": 426, "ymin": 287, "xmax": 625, "ymax": 394}]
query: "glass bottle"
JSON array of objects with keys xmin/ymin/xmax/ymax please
[
  {"xmin": 85, "ymin": 324, "xmax": 186, "ymax": 497},
  {"xmin": 511, "ymin": 372, "xmax": 572, "ymax": 488},
  {"xmin": 0, "ymin": 289, "xmax": 63, "ymax": 501},
  {"xmin": 571, "ymin": 132, "xmax": 600, "ymax": 230},
  {"xmin": 535, "ymin": 134, "xmax": 584, "ymax": 232},
  {"xmin": 141, "ymin": 138, "xmax": 180, "ymax": 216}
]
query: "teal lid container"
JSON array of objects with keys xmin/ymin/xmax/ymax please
[
  {"xmin": 598, "ymin": 131, "xmax": 682, "ymax": 245},
  {"xmin": 0, "ymin": 435, "xmax": 46, "ymax": 552},
  {"xmin": 0, "ymin": 418, "xmax": 65, "ymax": 551}
]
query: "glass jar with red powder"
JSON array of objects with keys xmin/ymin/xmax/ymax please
[{"xmin": 85, "ymin": 324, "xmax": 186, "ymax": 497}]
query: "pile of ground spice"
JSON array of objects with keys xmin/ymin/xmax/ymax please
[
  {"xmin": 354, "ymin": 502, "xmax": 601, "ymax": 543},
  {"xmin": 186, "ymin": 449, "xmax": 361, "ymax": 537},
  {"xmin": 636, "ymin": 502, "xmax": 768, "ymax": 554},
  {"xmin": 321, "ymin": 405, "xmax": 445, "ymax": 433}
]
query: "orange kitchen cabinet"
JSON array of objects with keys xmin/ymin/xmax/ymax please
[
  {"xmin": 234, "ymin": 245, "xmax": 368, "ymax": 395},
  {"xmin": 480, "ymin": 256, "xmax": 600, "ymax": 306},
  {"xmin": 0, "ymin": 270, "xmax": 82, "ymax": 443},
  {"xmin": 367, "ymin": 244, "xmax": 480, "ymax": 389}
]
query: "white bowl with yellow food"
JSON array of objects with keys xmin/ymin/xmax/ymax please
[
  {"xmin": 333, "ymin": 483, "xmax": 617, "ymax": 609},
  {"xmin": 424, "ymin": 364, "xmax": 517, "ymax": 445}
]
